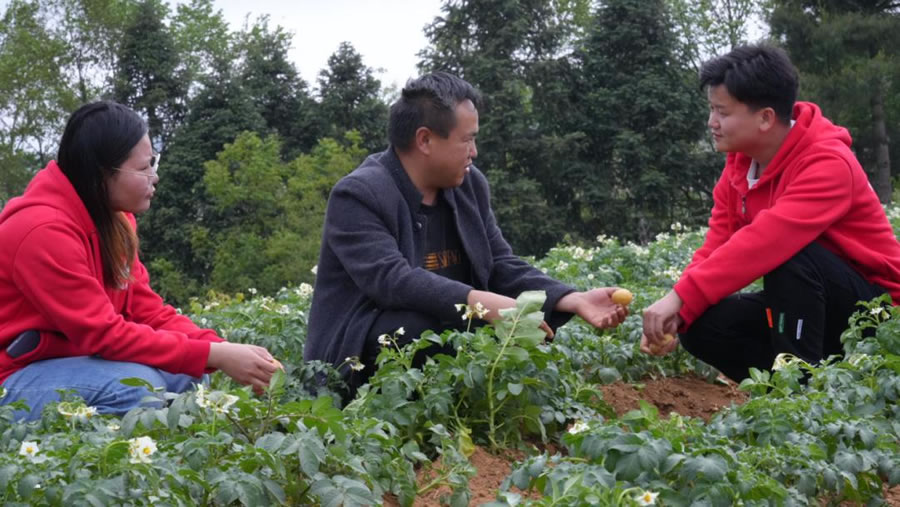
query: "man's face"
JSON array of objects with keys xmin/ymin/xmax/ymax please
[
  {"xmin": 707, "ymin": 84, "xmax": 765, "ymax": 154},
  {"xmin": 427, "ymin": 99, "xmax": 478, "ymax": 189}
]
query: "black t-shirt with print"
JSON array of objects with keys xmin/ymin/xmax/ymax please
[{"xmin": 420, "ymin": 194, "xmax": 472, "ymax": 286}]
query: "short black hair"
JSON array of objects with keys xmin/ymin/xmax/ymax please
[
  {"xmin": 388, "ymin": 71, "xmax": 482, "ymax": 151},
  {"xmin": 700, "ymin": 44, "xmax": 798, "ymax": 124}
]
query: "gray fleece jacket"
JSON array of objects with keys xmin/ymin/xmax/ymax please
[{"xmin": 304, "ymin": 147, "xmax": 574, "ymax": 376}]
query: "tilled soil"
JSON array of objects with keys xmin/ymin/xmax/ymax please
[
  {"xmin": 386, "ymin": 375, "xmax": 899, "ymax": 506},
  {"xmin": 599, "ymin": 374, "xmax": 748, "ymax": 421}
]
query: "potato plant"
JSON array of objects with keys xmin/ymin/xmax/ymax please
[{"xmin": 0, "ymin": 210, "xmax": 897, "ymax": 505}]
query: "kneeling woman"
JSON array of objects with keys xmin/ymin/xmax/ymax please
[{"xmin": 0, "ymin": 101, "xmax": 278, "ymax": 420}]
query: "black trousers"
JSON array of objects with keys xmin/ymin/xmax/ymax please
[
  {"xmin": 347, "ymin": 310, "xmax": 483, "ymax": 396},
  {"xmin": 680, "ymin": 242, "xmax": 886, "ymax": 382}
]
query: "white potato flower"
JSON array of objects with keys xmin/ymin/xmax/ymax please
[
  {"xmin": 568, "ymin": 421, "xmax": 589, "ymax": 435},
  {"xmin": 635, "ymin": 490, "xmax": 659, "ymax": 505},
  {"xmin": 18, "ymin": 441, "xmax": 38, "ymax": 459},
  {"xmin": 128, "ymin": 436, "xmax": 157, "ymax": 464}
]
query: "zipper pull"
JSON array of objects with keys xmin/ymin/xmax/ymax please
[{"xmin": 741, "ymin": 195, "xmax": 747, "ymax": 215}]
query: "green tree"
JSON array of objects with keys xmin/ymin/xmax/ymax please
[
  {"xmin": 0, "ymin": 0, "xmax": 78, "ymax": 205},
  {"xmin": 565, "ymin": 0, "xmax": 717, "ymax": 242},
  {"xmin": 770, "ymin": 0, "xmax": 900, "ymax": 202},
  {"xmin": 317, "ymin": 41, "xmax": 388, "ymax": 152},
  {"xmin": 140, "ymin": 16, "xmax": 321, "ymax": 301},
  {"xmin": 667, "ymin": 0, "xmax": 770, "ymax": 71},
  {"xmin": 139, "ymin": 68, "xmax": 266, "ymax": 302},
  {"xmin": 419, "ymin": 0, "xmax": 590, "ymax": 255},
  {"xmin": 236, "ymin": 17, "xmax": 319, "ymax": 158},
  {"xmin": 45, "ymin": 0, "xmax": 135, "ymax": 103},
  {"xmin": 200, "ymin": 131, "xmax": 365, "ymax": 294},
  {"xmin": 170, "ymin": 0, "xmax": 233, "ymax": 97},
  {"xmin": 112, "ymin": 0, "xmax": 187, "ymax": 148}
]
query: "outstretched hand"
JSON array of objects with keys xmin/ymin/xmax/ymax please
[{"xmin": 557, "ymin": 288, "xmax": 628, "ymax": 329}]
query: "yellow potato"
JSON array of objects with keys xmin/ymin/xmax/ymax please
[
  {"xmin": 648, "ymin": 333, "xmax": 676, "ymax": 355},
  {"xmin": 270, "ymin": 358, "xmax": 284, "ymax": 370},
  {"xmin": 611, "ymin": 288, "xmax": 633, "ymax": 306}
]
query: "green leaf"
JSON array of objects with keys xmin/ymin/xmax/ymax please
[
  {"xmin": 504, "ymin": 346, "xmax": 530, "ymax": 363},
  {"xmin": 507, "ymin": 382, "xmax": 524, "ymax": 396},
  {"xmin": 17, "ymin": 474, "xmax": 40, "ymax": 499},
  {"xmin": 267, "ymin": 368, "xmax": 286, "ymax": 396},
  {"xmin": 263, "ymin": 478, "xmax": 287, "ymax": 504},
  {"xmin": 119, "ymin": 377, "xmax": 158, "ymax": 390},
  {"xmin": 0, "ymin": 464, "xmax": 18, "ymax": 490},
  {"xmin": 515, "ymin": 291, "xmax": 547, "ymax": 313},
  {"xmin": 256, "ymin": 432, "xmax": 286, "ymax": 452},
  {"xmin": 297, "ymin": 434, "xmax": 326, "ymax": 477},
  {"xmin": 833, "ymin": 451, "xmax": 862, "ymax": 474},
  {"xmin": 681, "ymin": 455, "xmax": 728, "ymax": 482},
  {"xmin": 310, "ymin": 478, "xmax": 342, "ymax": 507}
]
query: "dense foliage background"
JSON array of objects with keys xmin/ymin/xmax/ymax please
[{"xmin": 1, "ymin": 0, "xmax": 898, "ymax": 304}]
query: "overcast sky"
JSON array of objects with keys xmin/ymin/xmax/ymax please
[
  {"xmin": 0, "ymin": 0, "xmax": 446, "ymax": 89},
  {"xmin": 209, "ymin": 0, "xmax": 445, "ymax": 90}
]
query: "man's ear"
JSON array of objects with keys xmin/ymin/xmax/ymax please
[
  {"xmin": 414, "ymin": 127, "xmax": 432, "ymax": 155},
  {"xmin": 758, "ymin": 107, "xmax": 778, "ymax": 132}
]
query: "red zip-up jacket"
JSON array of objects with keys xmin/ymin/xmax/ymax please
[
  {"xmin": 0, "ymin": 161, "xmax": 222, "ymax": 383},
  {"xmin": 674, "ymin": 102, "xmax": 900, "ymax": 329}
]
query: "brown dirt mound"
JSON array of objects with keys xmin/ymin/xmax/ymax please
[
  {"xmin": 886, "ymin": 484, "xmax": 900, "ymax": 506},
  {"xmin": 386, "ymin": 376, "xmax": 900, "ymax": 506},
  {"xmin": 600, "ymin": 374, "xmax": 748, "ymax": 421},
  {"xmin": 384, "ymin": 446, "xmax": 533, "ymax": 507}
]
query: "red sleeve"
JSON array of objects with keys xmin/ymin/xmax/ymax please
[
  {"xmin": 11, "ymin": 222, "xmax": 212, "ymax": 377},
  {"xmin": 681, "ymin": 169, "xmax": 733, "ymax": 276},
  {"xmin": 127, "ymin": 259, "xmax": 223, "ymax": 345},
  {"xmin": 673, "ymin": 158, "xmax": 853, "ymax": 328}
]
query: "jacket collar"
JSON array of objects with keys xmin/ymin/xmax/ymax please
[
  {"xmin": 381, "ymin": 146, "xmax": 464, "ymax": 215},
  {"xmin": 381, "ymin": 146, "xmax": 427, "ymax": 215}
]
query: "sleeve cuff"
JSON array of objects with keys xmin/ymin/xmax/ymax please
[
  {"xmin": 180, "ymin": 339, "xmax": 213, "ymax": 378},
  {"xmin": 673, "ymin": 277, "xmax": 709, "ymax": 331},
  {"xmin": 543, "ymin": 284, "xmax": 576, "ymax": 331}
]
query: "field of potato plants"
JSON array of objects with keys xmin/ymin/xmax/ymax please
[{"xmin": 2, "ymin": 210, "xmax": 900, "ymax": 506}]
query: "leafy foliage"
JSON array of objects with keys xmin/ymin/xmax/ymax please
[
  {"xmin": 770, "ymin": 0, "xmax": 900, "ymax": 203},
  {"xmin": 2, "ymin": 211, "xmax": 900, "ymax": 504}
]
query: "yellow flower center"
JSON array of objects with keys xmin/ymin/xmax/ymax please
[
  {"xmin": 26, "ymin": 447, "xmax": 33, "ymax": 453},
  {"xmin": 143, "ymin": 447, "xmax": 152, "ymax": 455}
]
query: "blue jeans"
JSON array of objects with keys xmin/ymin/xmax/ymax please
[{"xmin": 0, "ymin": 357, "xmax": 202, "ymax": 421}]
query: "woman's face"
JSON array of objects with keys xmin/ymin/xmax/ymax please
[{"xmin": 107, "ymin": 134, "xmax": 158, "ymax": 214}]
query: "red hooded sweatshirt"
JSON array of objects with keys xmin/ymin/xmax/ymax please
[
  {"xmin": 0, "ymin": 161, "xmax": 221, "ymax": 383},
  {"xmin": 674, "ymin": 102, "xmax": 900, "ymax": 329}
]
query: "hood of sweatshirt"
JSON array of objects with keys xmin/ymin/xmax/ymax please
[
  {"xmin": 0, "ymin": 161, "xmax": 96, "ymax": 235},
  {"xmin": 725, "ymin": 101, "xmax": 853, "ymax": 195}
]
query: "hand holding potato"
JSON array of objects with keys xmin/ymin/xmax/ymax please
[
  {"xmin": 640, "ymin": 332, "xmax": 679, "ymax": 356},
  {"xmin": 556, "ymin": 287, "xmax": 629, "ymax": 329}
]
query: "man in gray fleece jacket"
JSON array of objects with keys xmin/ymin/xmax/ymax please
[{"xmin": 305, "ymin": 72, "xmax": 627, "ymax": 395}]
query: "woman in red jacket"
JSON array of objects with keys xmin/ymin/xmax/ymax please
[{"xmin": 0, "ymin": 101, "xmax": 278, "ymax": 420}]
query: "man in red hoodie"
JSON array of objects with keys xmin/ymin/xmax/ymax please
[{"xmin": 640, "ymin": 45, "xmax": 900, "ymax": 381}]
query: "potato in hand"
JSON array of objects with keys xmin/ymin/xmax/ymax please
[
  {"xmin": 611, "ymin": 288, "xmax": 633, "ymax": 306},
  {"xmin": 648, "ymin": 333, "xmax": 676, "ymax": 355}
]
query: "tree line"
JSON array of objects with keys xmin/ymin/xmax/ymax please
[{"xmin": 1, "ymin": 0, "xmax": 898, "ymax": 303}]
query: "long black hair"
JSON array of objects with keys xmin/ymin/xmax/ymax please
[{"xmin": 57, "ymin": 101, "xmax": 147, "ymax": 288}]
